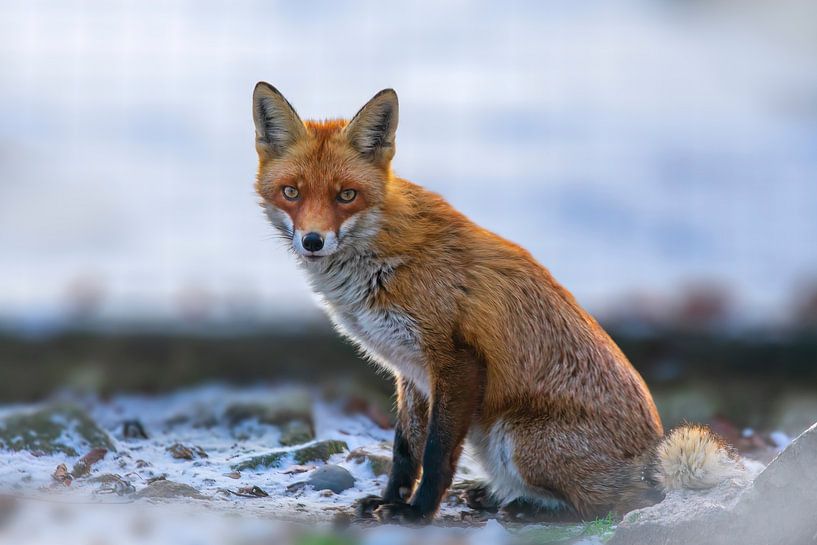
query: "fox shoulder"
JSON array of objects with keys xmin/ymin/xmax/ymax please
[{"xmin": 654, "ymin": 423, "xmax": 746, "ymax": 491}]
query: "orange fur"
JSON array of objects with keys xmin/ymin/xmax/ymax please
[{"xmin": 251, "ymin": 83, "xmax": 734, "ymax": 521}]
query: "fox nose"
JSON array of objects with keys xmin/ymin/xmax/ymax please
[{"xmin": 302, "ymin": 232, "xmax": 324, "ymax": 252}]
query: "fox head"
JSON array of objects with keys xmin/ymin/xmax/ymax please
[{"xmin": 253, "ymin": 83, "xmax": 398, "ymax": 262}]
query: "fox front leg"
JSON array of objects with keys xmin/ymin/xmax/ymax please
[
  {"xmin": 356, "ymin": 377, "xmax": 428, "ymax": 517},
  {"xmin": 374, "ymin": 346, "xmax": 482, "ymax": 523}
]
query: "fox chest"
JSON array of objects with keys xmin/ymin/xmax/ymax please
[
  {"xmin": 328, "ymin": 305, "xmax": 430, "ymax": 397},
  {"xmin": 307, "ymin": 257, "xmax": 430, "ymax": 396}
]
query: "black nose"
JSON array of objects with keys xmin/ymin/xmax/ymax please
[{"xmin": 302, "ymin": 232, "xmax": 324, "ymax": 252}]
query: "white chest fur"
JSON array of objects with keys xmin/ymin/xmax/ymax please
[{"xmin": 303, "ymin": 253, "xmax": 430, "ymax": 397}]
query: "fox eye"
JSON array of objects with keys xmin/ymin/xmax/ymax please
[
  {"xmin": 337, "ymin": 189, "xmax": 357, "ymax": 203},
  {"xmin": 282, "ymin": 186, "xmax": 300, "ymax": 200}
]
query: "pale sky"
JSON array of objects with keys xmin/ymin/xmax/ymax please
[{"xmin": 1, "ymin": 0, "xmax": 816, "ymax": 328}]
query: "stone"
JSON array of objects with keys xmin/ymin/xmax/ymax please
[
  {"xmin": 346, "ymin": 447, "xmax": 392, "ymax": 476},
  {"xmin": 231, "ymin": 439, "xmax": 348, "ymax": 472},
  {"xmin": 71, "ymin": 447, "xmax": 108, "ymax": 478},
  {"xmin": 88, "ymin": 473, "xmax": 123, "ymax": 484},
  {"xmin": 122, "ymin": 419, "xmax": 149, "ymax": 439},
  {"xmin": 292, "ymin": 440, "xmax": 348, "ymax": 465},
  {"xmin": 0, "ymin": 405, "xmax": 114, "ymax": 456},
  {"xmin": 734, "ymin": 421, "xmax": 817, "ymax": 544},
  {"xmin": 235, "ymin": 485, "xmax": 268, "ymax": 497},
  {"xmin": 166, "ymin": 443, "xmax": 207, "ymax": 460},
  {"xmin": 231, "ymin": 451, "xmax": 286, "ymax": 471},
  {"xmin": 306, "ymin": 465, "xmax": 355, "ymax": 494},
  {"xmin": 52, "ymin": 463, "xmax": 72, "ymax": 485},
  {"xmin": 135, "ymin": 480, "xmax": 206, "ymax": 500},
  {"xmin": 279, "ymin": 419, "xmax": 315, "ymax": 446}
]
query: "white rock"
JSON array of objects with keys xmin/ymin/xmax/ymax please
[{"xmin": 610, "ymin": 421, "xmax": 817, "ymax": 545}]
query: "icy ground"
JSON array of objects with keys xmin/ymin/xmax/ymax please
[{"xmin": 0, "ymin": 384, "xmax": 614, "ymax": 545}]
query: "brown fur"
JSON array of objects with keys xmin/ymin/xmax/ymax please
[{"xmin": 253, "ymin": 83, "xmax": 672, "ymax": 521}]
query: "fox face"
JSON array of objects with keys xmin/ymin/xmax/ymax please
[{"xmin": 253, "ymin": 83, "xmax": 398, "ymax": 261}]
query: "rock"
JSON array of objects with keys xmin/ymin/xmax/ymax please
[
  {"xmin": 92, "ymin": 474, "xmax": 135, "ymax": 495},
  {"xmin": 71, "ymin": 447, "xmax": 108, "ymax": 478},
  {"xmin": 610, "ymin": 421, "xmax": 817, "ymax": 545},
  {"xmin": 735, "ymin": 421, "xmax": 817, "ymax": 543},
  {"xmin": 286, "ymin": 481, "xmax": 308, "ymax": 494},
  {"xmin": 122, "ymin": 420, "xmax": 149, "ymax": 439},
  {"xmin": 609, "ymin": 481, "xmax": 745, "ymax": 545},
  {"xmin": 111, "ymin": 478, "xmax": 136, "ymax": 496},
  {"xmin": 52, "ymin": 464, "xmax": 72, "ymax": 486},
  {"xmin": 306, "ymin": 465, "xmax": 355, "ymax": 494},
  {"xmin": 223, "ymin": 471, "xmax": 241, "ymax": 479},
  {"xmin": 279, "ymin": 419, "xmax": 315, "ymax": 446},
  {"xmin": 231, "ymin": 440, "xmax": 348, "ymax": 471},
  {"xmin": 166, "ymin": 443, "xmax": 207, "ymax": 460},
  {"xmin": 136, "ymin": 480, "xmax": 206, "ymax": 500},
  {"xmin": 0, "ymin": 405, "xmax": 114, "ymax": 456},
  {"xmin": 88, "ymin": 473, "xmax": 123, "ymax": 484},
  {"xmin": 346, "ymin": 448, "xmax": 392, "ymax": 476},
  {"xmin": 231, "ymin": 451, "xmax": 286, "ymax": 471},
  {"xmin": 282, "ymin": 464, "xmax": 315, "ymax": 475},
  {"xmin": 235, "ymin": 485, "xmax": 268, "ymax": 497},
  {"xmin": 292, "ymin": 440, "xmax": 348, "ymax": 465}
]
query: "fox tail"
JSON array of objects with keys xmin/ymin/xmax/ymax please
[{"xmin": 653, "ymin": 423, "xmax": 746, "ymax": 491}]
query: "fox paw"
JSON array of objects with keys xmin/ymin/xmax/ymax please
[
  {"xmin": 355, "ymin": 495, "xmax": 388, "ymax": 518},
  {"xmin": 461, "ymin": 484, "xmax": 499, "ymax": 513},
  {"xmin": 373, "ymin": 502, "xmax": 426, "ymax": 524}
]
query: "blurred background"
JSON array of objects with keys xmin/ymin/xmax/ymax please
[{"xmin": 1, "ymin": 0, "xmax": 816, "ymax": 436}]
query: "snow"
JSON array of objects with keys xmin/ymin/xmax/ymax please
[
  {"xmin": 6, "ymin": 384, "xmax": 397, "ymax": 508},
  {"xmin": 2, "ymin": 383, "xmax": 795, "ymax": 544},
  {"xmin": 0, "ymin": 384, "xmax": 604, "ymax": 545}
]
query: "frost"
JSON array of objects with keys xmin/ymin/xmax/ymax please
[{"xmin": 0, "ymin": 385, "xmax": 596, "ymax": 544}]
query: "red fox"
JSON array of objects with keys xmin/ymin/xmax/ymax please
[{"xmin": 251, "ymin": 83, "xmax": 745, "ymax": 522}]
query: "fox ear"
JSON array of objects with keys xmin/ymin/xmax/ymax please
[
  {"xmin": 253, "ymin": 82, "xmax": 306, "ymax": 159},
  {"xmin": 344, "ymin": 89, "xmax": 398, "ymax": 166}
]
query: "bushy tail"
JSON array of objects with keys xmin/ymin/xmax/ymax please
[{"xmin": 653, "ymin": 424, "xmax": 746, "ymax": 491}]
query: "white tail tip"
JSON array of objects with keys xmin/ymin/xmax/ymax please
[{"xmin": 656, "ymin": 424, "xmax": 745, "ymax": 491}]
